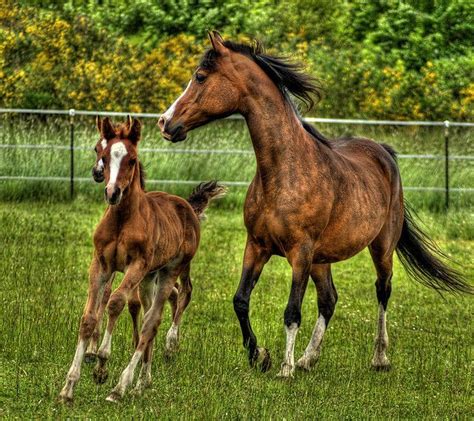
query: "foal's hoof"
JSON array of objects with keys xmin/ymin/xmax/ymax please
[
  {"xmin": 93, "ymin": 366, "xmax": 109, "ymax": 384},
  {"xmin": 250, "ymin": 347, "xmax": 272, "ymax": 372},
  {"xmin": 296, "ymin": 357, "xmax": 313, "ymax": 372},
  {"xmin": 371, "ymin": 363, "xmax": 392, "ymax": 372},
  {"xmin": 105, "ymin": 391, "xmax": 121, "ymax": 403},
  {"xmin": 58, "ymin": 394, "xmax": 73, "ymax": 405},
  {"xmin": 84, "ymin": 352, "xmax": 97, "ymax": 364}
]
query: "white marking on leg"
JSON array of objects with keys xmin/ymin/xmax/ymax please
[
  {"xmin": 134, "ymin": 359, "xmax": 153, "ymax": 394},
  {"xmin": 165, "ymin": 322, "xmax": 179, "ymax": 353},
  {"xmin": 59, "ymin": 339, "xmax": 87, "ymax": 400},
  {"xmin": 107, "ymin": 350, "xmax": 143, "ymax": 401},
  {"xmin": 162, "ymin": 81, "xmax": 191, "ymax": 120},
  {"xmin": 98, "ymin": 330, "xmax": 112, "ymax": 359},
  {"xmin": 277, "ymin": 322, "xmax": 298, "ymax": 378},
  {"xmin": 297, "ymin": 315, "xmax": 326, "ymax": 370},
  {"xmin": 106, "ymin": 142, "xmax": 127, "ymax": 191},
  {"xmin": 372, "ymin": 304, "xmax": 390, "ymax": 368}
]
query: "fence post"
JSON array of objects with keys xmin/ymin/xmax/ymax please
[
  {"xmin": 69, "ymin": 108, "xmax": 75, "ymax": 199},
  {"xmin": 444, "ymin": 120, "xmax": 450, "ymax": 209}
]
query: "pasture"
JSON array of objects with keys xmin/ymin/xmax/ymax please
[{"xmin": 0, "ymin": 199, "xmax": 472, "ymax": 418}]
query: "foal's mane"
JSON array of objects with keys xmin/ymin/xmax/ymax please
[
  {"xmin": 113, "ymin": 122, "xmax": 146, "ymax": 190},
  {"xmin": 200, "ymin": 39, "xmax": 331, "ymax": 147}
]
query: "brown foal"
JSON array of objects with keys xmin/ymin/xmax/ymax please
[
  {"xmin": 59, "ymin": 117, "xmax": 225, "ymax": 402},
  {"xmin": 159, "ymin": 32, "xmax": 471, "ymax": 378}
]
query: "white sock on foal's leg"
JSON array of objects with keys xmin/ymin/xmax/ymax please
[
  {"xmin": 106, "ymin": 350, "xmax": 143, "ymax": 402},
  {"xmin": 59, "ymin": 339, "xmax": 87, "ymax": 401}
]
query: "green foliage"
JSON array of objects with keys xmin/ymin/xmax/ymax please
[{"xmin": 2, "ymin": 0, "xmax": 474, "ymax": 120}]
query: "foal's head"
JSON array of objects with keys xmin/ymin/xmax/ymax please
[
  {"xmin": 159, "ymin": 31, "xmax": 321, "ymax": 142},
  {"xmin": 96, "ymin": 116, "xmax": 142, "ymax": 205}
]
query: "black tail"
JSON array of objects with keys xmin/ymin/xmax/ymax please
[
  {"xmin": 396, "ymin": 203, "xmax": 472, "ymax": 295},
  {"xmin": 187, "ymin": 181, "xmax": 227, "ymax": 220}
]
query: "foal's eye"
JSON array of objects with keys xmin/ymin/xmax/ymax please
[
  {"xmin": 129, "ymin": 159, "xmax": 136, "ymax": 166},
  {"xmin": 94, "ymin": 147, "xmax": 98, "ymax": 153},
  {"xmin": 195, "ymin": 73, "xmax": 207, "ymax": 84}
]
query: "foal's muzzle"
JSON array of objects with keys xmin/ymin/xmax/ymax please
[
  {"xmin": 105, "ymin": 185, "xmax": 122, "ymax": 205},
  {"xmin": 158, "ymin": 116, "xmax": 187, "ymax": 143}
]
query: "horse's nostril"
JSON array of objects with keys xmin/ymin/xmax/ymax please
[{"xmin": 158, "ymin": 116, "xmax": 166, "ymax": 131}]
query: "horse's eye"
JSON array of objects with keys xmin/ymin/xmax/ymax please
[
  {"xmin": 94, "ymin": 146, "xmax": 98, "ymax": 153},
  {"xmin": 195, "ymin": 73, "xmax": 207, "ymax": 84},
  {"xmin": 129, "ymin": 159, "xmax": 136, "ymax": 166}
]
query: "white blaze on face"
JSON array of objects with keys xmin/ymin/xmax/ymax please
[
  {"xmin": 101, "ymin": 138, "xmax": 107, "ymax": 150},
  {"xmin": 162, "ymin": 81, "xmax": 192, "ymax": 121},
  {"xmin": 107, "ymin": 142, "xmax": 128, "ymax": 190}
]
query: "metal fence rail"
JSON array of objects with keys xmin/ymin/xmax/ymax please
[{"xmin": 1, "ymin": 108, "xmax": 473, "ymax": 207}]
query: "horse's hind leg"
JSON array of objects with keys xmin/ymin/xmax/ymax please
[
  {"xmin": 369, "ymin": 241, "xmax": 394, "ymax": 371},
  {"xmin": 165, "ymin": 264, "xmax": 192, "ymax": 357},
  {"xmin": 296, "ymin": 263, "xmax": 337, "ymax": 371},
  {"xmin": 128, "ymin": 288, "xmax": 141, "ymax": 348}
]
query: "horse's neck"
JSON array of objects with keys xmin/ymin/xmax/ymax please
[{"xmin": 244, "ymin": 96, "xmax": 321, "ymax": 187}]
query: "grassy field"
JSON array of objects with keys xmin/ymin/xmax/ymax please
[
  {"xmin": 1, "ymin": 114, "xmax": 473, "ymax": 210},
  {"xmin": 0, "ymin": 199, "xmax": 472, "ymax": 419}
]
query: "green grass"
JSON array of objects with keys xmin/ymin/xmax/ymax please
[
  {"xmin": 0, "ymin": 200, "xmax": 472, "ymax": 419},
  {"xmin": 1, "ymin": 115, "xmax": 473, "ymax": 210}
]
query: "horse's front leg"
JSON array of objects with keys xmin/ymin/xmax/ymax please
[
  {"xmin": 93, "ymin": 260, "xmax": 147, "ymax": 385},
  {"xmin": 233, "ymin": 238, "xmax": 271, "ymax": 371},
  {"xmin": 59, "ymin": 258, "xmax": 110, "ymax": 402},
  {"xmin": 277, "ymin": 244, "xmax": 312, "ymax": 379}
]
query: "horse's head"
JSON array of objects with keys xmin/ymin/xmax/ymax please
[
  {"xmin": 159, "ymin": 31, "xmax": 253, "ymax": 142},
  {"xmin": 96, "ymin": 116, "xmax": 141, "ymax": 205}
]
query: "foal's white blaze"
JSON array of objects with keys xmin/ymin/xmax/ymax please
[
  {"xmin": 162, "ymin": 81, "xmax": 192, "ymax": 121},
  {"xmin": 297, "ymin": 315, "xmax": 326, "ymax": 369},
  {"xmin": 101, "ymin": 138, "xmax": 107, "ymax": 150},
  {"xmin": 106, "ymin": 142, "xmax": 127, "ymax": 192},
  {"xmin": 277, "ymin": 322, "xmax": 299, "ymax": 377},
  {"xmin": 96, "ymin": 159, "xmax": 104, "ymax": 171}
]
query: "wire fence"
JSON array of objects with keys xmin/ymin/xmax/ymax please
[{"xmin": 1, "ymin": 108, "xmax": 473, "ymax": 208}]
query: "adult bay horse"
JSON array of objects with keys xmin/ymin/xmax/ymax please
[
  {"xmin": 59, "ymin": 117, "xmax": 226, "ymax": 402},
  {"xmin": 159, "ymin": 31, "xmax": 471, "ymax": 378}
]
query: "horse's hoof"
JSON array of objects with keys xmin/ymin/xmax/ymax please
[
  {"xmin": 84, "ymin": 352, "xmax": 97, "ymax": 364},
  {"xmin": 250, "ymin": 347, "xmax": 272, "ymax": 372},
  {"xmin": 296, "ymin": 357, "xmax": 312, "ymax": 371},
  {"xmin": 93, "ymin": 366, "xmax": 109, "ymax": 384},
  {"xmin": 276, "ymin": 362, "xmax": 294, "ymax": 379},
  {"xmin": 371, "ymin": 363, "xmax": 391, "ymax": 372},
  {"xmin": 105, "ymin": 391, "xmax": 121, "ymax": 403},
  {"xmin": 58, "ymin": 394, "xmax": 73, "ymax": 405}
]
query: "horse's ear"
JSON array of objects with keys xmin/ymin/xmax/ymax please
[
  {"xmin": 208, "ymin": 30, "xmax": 226, "ymax": 54},
  {"xmin": 128, "ymin": 118, "xmax": 141, "ymax": 144},
  {"xmin": 96, "ymin": 115, "xmax": 102, "ymax": 133},
  {"xmin": 101, "ymin": 117, "xmax": 116, "ymax": 141},
  {"xmin": 126, "ymin": 114, "xmax": 132, "ymax": 129}
]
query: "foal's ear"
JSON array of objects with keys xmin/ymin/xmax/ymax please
[
  {"xmin": 126, "ymin": 114, "xmax": 132, "ymax": 129},
  {"xmin": 101, "ymin": 117, "xmax": 116, "ymax": 141},
  {"xmin": 96, "ymin": 115, "xmax": 102, "ymax": 133},
  {"xmin": 128, "ymin": 118, "xmax": 141, "ymax": 144},
  {"xmin": 208, "ymin": 30, "xmax": 226, "ymax": 54}
]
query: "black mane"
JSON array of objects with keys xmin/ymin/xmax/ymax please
[{"xmin": 200, "ymin": 40, "xmax": 331, "ymax": 147}]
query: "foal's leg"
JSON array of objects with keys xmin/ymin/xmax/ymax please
[
  {"xmin": 369, "ymin": 246, "xmax": 393, "ymax": 371},
  {"xmin": 107, "ymin": 267, "xmax": 180, "ymax": 401},
  {"xmin": 85, "ymin": 275, "xmax": 114, "ymax": 363},
  {"xmin": 296, "ymin": 264, "xmax": 338, "ymax": 370},
  {"xmin": 133, "ymin": 274, "xmax": 157, "ymax": 393},
  {"xmin": 93, "ymin": 260, "xmax": 148, "ymax": 384},
  {"xmin": 233, "ymin": 239, "xmax": 271, "ymax": 371},
  {"xmin": 277, "ymin": 245, "xmax": 312, "ymax": 378},
  {"xmin": 59, "ymin": 258, "xmax": 110, "ymax": 402},
  {"xmin": 165, "ymin": 264, "xmax": 192, "ymax": 356},
  {"xmin": 128, "ymin": 288, "xmax": 142, "ymax": 348}
]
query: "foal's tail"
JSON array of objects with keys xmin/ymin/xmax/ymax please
[
  {"xmin": 187, "ymin": 181, "xmax": 227, "ymax": 220},
  {"xmin": 396, "ymin": 203, "xmax": 472, "ymax": 295}
]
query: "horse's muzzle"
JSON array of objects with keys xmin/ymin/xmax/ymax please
[
  {"xmin": 158, "ymin": 116, "xmax": 187, "ymax": 143},
  {"xmin": 105, "ymin": 186, "xmax": 122, "ymax": 205},
  {"xmin": 92, "ymin": 167, "xmax": 104, "ymax": 183}
]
